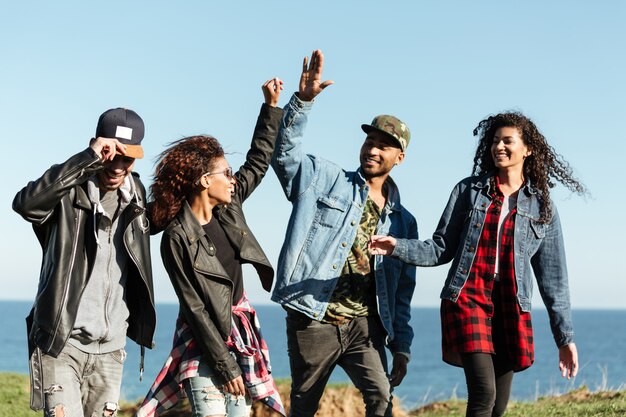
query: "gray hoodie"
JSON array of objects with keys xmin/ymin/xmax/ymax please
[{"xmin": 68, "ymin": 174, "xmax": 136, "ymax": 354}]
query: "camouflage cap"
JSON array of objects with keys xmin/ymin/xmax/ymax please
[{"xmin": 361, "ymin": 115, "xmax": 410, "ymax": 151}]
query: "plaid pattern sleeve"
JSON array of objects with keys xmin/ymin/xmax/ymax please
[
  {"xmin": 441, "ymin": 181, "xmax": 534, "ymax": 371},
  {"xmin": 136, "ymin": 292, "xmax": 285, "ymax": 417}
]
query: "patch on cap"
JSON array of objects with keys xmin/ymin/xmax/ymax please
[{"xmin": 115, "ymin": 126, "xmax": 133, "ymax": 140}]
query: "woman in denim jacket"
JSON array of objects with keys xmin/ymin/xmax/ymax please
[{"xmin": 370, "ymin": 112, "xmax": 586, "ymax": 417}]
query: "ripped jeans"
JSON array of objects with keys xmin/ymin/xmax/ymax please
[
  {"xmin": 38, "ymin": 343, "xmax": 125, "ymax": 417},
  {"xmin": 183, "ymin": 361, "xmax": 251, "ymax": 417}
]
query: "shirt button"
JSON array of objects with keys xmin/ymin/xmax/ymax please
[
  {"xmin": 351, "ymin": 220, "xmax": 356, "ymax": 226},
  {"xmin": 341, "ymin": 242, "xmax": 347, "ymax": 247},
  {"xmin": 468, "ymin": 246, "xmax": 475, "ymax": 252},
  {"xmin": 475, "ymin": 223, "xmax": 482, "ymax": 228},
  {"xmin": 461, "ymin": 269, "xmax": 468, "ymax": 274},
  {"xmin": 332, "ymin": 264, "xmax": 338, "ymax": 270}
]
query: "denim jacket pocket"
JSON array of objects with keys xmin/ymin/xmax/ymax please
[
  {"xmin": 315, "ymin": 195, "xmax": 350, "ymax": 228},
  {"xmin": 530, "ymin": 220, "xmax": 546, "ymax": 239}
]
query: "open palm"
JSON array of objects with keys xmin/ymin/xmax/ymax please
[{"xmin": 299, "ymin": 50, "xmax": 334, "ymax": 101}]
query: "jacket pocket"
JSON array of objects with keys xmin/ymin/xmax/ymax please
[
  {"xmin": 315, "ymin": 195, "xmax": 350, "ymax": 228},
  {"xmin": 530, "ymin": 220, "xmax": 546, "ymax": 239}
]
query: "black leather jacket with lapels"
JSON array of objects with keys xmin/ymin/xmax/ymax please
[
  {"xmin": 13, "ymin": 148, "xmax": 156, "ymax": 358},
  {"xmin": 160, "ymin": 103, "xmax": 282, "ymax": 383}
]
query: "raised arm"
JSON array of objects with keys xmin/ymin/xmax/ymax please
[
  {"xmin": 231, "ymin": 78, "xmax": 284, "ymax": 203},
  {"xmin": 13, "ymin": 138, "xmax": 125, "ymax": 225},
  {"xmin": 271, "ymin": 50, "xmax": 334, "ymax": 201}
]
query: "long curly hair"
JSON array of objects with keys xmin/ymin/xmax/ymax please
[
  {"xmin": 150, "ymin": 135, "xmax": 224, "ymax": 230},
  {"xmin": 471, "ymin": 112, "xmax": 586, "ymax": 223}
]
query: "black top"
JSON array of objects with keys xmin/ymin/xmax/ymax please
[{"xmin": 202, "ymin": 216, "xmax": 244, "ymax": 305}]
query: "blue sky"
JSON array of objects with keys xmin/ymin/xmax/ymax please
[{"xmin": 1, "ymin": 1, "xmax": 624, "ymax": 309}]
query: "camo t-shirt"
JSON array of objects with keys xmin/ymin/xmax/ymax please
[{"xmin": 323, "ymin": 197, "xmax": 380, "ymax": 323}]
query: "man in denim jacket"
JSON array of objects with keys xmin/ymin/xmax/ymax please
[{"xmin": 270, "ymin": 50, "xmax": 418, "ymax": 417}]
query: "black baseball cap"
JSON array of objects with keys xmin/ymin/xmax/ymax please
[{"xmin": 95, "ymin": 108, "xmax": 145, "ymax": 159}]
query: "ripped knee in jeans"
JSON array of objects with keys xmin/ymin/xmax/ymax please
[
  {"xmin": 102, "ymin": 401, "xmax": 118, "ymax": 417},
  {"xmin": 202, "ymin": 386, "xmax": 225, "ymax": 403},
  {"xmin": 44, "ymin": 385, "xmax": 65, "ymax": 417}
]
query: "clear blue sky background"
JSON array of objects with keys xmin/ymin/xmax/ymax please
[{"xmin": 1, "ymin": 2, "xmax": 624, "ymax": 309}]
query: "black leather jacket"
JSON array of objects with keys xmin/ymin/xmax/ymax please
[
  {"xmin": 160, "ymin": 103, "xmax": 282, "ymax": 383},
  {"xmin": 13, "ymin": 148, "xmax": 156, "ymax": 358}
]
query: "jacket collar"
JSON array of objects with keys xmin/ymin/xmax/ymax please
[
  {"xmin": 177, "ymin": 200, "xmax": 207, "ymax": 246},
  {"xmin": 473, "ymin": 171, "xmax": 541, "ymax": 220},
  {"xmin": 355, "ymin": 167, "xmax": 403, "ymax": 213},
  {"xmin": 473, "ymin": 171, "xmax": 538, "ymax": 195}
]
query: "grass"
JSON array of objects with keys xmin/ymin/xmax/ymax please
[
  {"xmin": 0, "ymin": 373, "xmax": 39, "ymax": 417},
  {"xmin": 408, "ymin": 387, "xmax": 626, "ymax": 416},
  {"xmin": 2, "ymin": 372, "xmax": 625, "ymax": 417}
]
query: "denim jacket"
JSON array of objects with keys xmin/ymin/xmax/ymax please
[
  {"xmin": 270, "ymin": 94, "xmax": 418, "ymax": 355},
  {"xmin": 392, "ymin": 174, "xmax": 574, "ymax": 347}
]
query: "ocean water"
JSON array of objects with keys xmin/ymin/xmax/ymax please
[{"xmin": 1, "ymin": 301, "xmax": 624, "ymax": 409}]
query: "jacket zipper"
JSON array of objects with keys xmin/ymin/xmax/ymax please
[
  {"xmin": 100, "ymin": 222, "xmax": 113, "ymax": 352},
  {"xmin": 49, "ymin": 210, "xmax": 83, "ymax": 351}
]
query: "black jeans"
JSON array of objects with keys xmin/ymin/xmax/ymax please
[
  {"xmin": 460, "ymin": 353, "xmax": 514, "ymax": 417},
  {"xmin": 285, "ymin": 309, "xmax": 392, "ymax": 417}
]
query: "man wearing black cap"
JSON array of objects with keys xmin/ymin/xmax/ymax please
[
  {"xmin": 270, "ymin": 50, "xmax": 418, "ymax": 417},
  {"xmin": 13, "ymin": 108, "xmax": 156, "ymax": 417}
]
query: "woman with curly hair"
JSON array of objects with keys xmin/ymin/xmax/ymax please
[
  {"xmin": 369, "ymin": 112, "xmax": 585, "ymax": 417},
  {"xmin": 136, "ymin": 78, "xmax": 285, "ymax": 417}
]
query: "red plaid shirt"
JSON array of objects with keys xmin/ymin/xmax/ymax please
[
  {"xmin": 136, "ymin": 292, "xmax": 285, "ymax": 416},
  {"xmin": 441, "ymin": 179, "xmax": 534, "ymax": 371}
]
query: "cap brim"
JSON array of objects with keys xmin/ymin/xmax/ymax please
[
  {"xmin": 361, "ymin": 124, "xmax": 404, "ymax": 150},
  {"xmin": 124, "ymin": 145, "xmax": 144, "ymax": 159}
]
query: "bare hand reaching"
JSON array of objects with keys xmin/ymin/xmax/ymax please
[
  {"xmin": 298, "ymin": 50, "xmax": 334, "ymax": 102},
  {"xmin": 262, "ymin": 77, "xmax": 284, "ymax": 107},
  {"xmin": 368, "ymin": 235, "xmax": 398, "ymax": 256}
]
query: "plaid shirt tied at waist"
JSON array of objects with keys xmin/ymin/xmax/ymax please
[{"xmin": 136, "ymin": 292, "xmax": 285, "ymax": 416}]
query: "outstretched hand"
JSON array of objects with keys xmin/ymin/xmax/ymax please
[
  {"xmin": 559, "ymin": 343, "xmax": 579, "ymax": 380},
  {"xmin": 299, "ymin": 49, "xmax": 334, "ymax": 101},
  {"xmin": 368, "ymin": 235, "xmax": 398, "ymax": 256},
  {"xmin": 262, "ymin": 77, "xmax": 284, "ymax": 107}
]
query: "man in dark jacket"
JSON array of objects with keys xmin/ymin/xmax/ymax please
[{"xmin": 13, "ymin": 108, "xmax": 156, "ymax": 417}]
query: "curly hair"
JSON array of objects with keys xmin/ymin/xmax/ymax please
[
  {"xmin": 150, "ymin": 135, "xmax": 224, "ymax": 230},
  {"xmin": 471, "ymin": 112, "xmax": 586, "ymax": 223}
]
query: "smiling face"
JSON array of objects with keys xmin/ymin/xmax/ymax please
[
  {"xmin": 359, "ymin": 131, "xmax": 404, "ymax": 180},
  {"xmin": 96, "ymin": 155, "xmax": 135, "ymax": 191},
  {"xmin": 491, "ymin": 126, "xmax": 531, "ymax": 172},
  {"xmin": 203, "ymin": 157, "xmax": 235, "ymax": 205}
]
